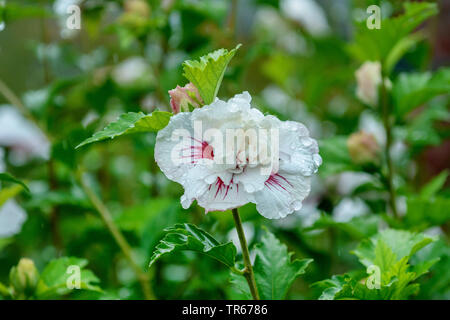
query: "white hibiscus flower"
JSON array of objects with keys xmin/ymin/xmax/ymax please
[{"xmin": 155, "ymin": 92, "xmax": 322, "ymax": 219}]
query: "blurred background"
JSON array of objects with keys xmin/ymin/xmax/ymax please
[{"xmin": 0, "ymin": 0, "xmax": 449, "ymax": 300}]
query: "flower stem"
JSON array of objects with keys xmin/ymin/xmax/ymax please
[
  {"xmin": 231, "ymin": 208, "xmax": 260, "ymax": 300},
  {"xmin": 380, "ymin": 71, "xmax": 398, "ymax": 218},
  {"xmin": 80, "ymin": 175, "xmax": 155, "ymax": 300}
]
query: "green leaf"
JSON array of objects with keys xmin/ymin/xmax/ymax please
[
  {"xmin": 313, "ymin": 274, "xmax": 355, "ymax": 300},
  {"xmin": 0, "ymin": 281, "xmax": 11, "ymax": 298},
  {"xmin": 149, "ymin": 223, "xmax": 237, "ymax": 269},
  {"xmin": 318, "ymin": 136, "xmax": 356, "ymax": 178},
  {"xmin": 349, "ymin": 2, "xmax": 438, "ymax": 66},
  {"xmin": 405, "ymin": 196, "xmax": 450, "ymax": 229},
  {"xmin": 353, "ymin": 229, "xmax": 435, "ymax": 268},
  {"xmin": 0, "ymin": 238, "xmax": 13, "ymax": 251},
  {"xmin": 253, "ymin": 230, "xmax": 312, "ymax": 299},
  {"xmin": 76, "ymin": 111, "xmax": 172, "ymax": 148},
  {"xmin": 393, "ymin": 68, "xmax": 450, "ymax": 117},
  {"xmin": 384, "ymin": 33, "xmax": 424, "ymax": 75},
  {"xmin": 232, "ymin": 230, "xmax": 312, "ymax": 300},
  {"xmin": 0, "ymin": 185, "xmax": 24, "ymax": 207},
  {"xmin": 115, "ymin": 198, "xmax": 175, "ymax": 235},
  {"xmin": 411, "ymin": 240, "xmax": 450, "ymax": 299},
  {"xmin": 420, "ymin": 170, "xmax": 449, "ymax": 199},
  {"xmin": 353, "ymin": 229, "xmax": 437, "ymax": 299},
  {"xmin": 316, "ymin": 229, "xmax": 437, "ymax": 300},
  {"xmin": 305, "ymin": 214, "xmax": 381, "ymax": 239},
  {"xmin": 399, "ymin": 101, "xmax": 450, "ymax": 150},
  {"xmin": 0, "ymin": 173, "xmax": 29, "ymax": 192},
  {"xmin": 182, "ymin": 45, "xmax": 241, "ymax": 104},
  {"xmin": 3, "ymin": 3, "xmax": 50, "ymax": 22},
  {"xmin": 36, "ymin": 257, "xmax": 101, "ymax": 299}
]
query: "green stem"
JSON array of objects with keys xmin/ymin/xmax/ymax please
[
  {"xmin": 380, "ymin": 70, "xmax": 398, "ymax": 218},
  {"xmin": 231, "ymin": 208, "xmax": 260, "ymax": 300},
  {"xmin": 80, "ymin": 175, "xmax": 155, "ymax": 300}
]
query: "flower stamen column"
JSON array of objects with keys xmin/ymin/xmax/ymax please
[{"xmin": 232, "ymin": 208, "xmax": 260, "ymax": 300}]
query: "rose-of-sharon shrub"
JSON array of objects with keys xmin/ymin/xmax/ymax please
[{"xmin": 155, "ymin": 92, "xmax": 322, "ymax": 219}]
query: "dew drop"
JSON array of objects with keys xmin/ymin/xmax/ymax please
[{"xmin": 292, "ymin": 200, "xmax": 302, "ymax": 211}]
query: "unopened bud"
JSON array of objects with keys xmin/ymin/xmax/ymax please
[
  {"xmin": 169, "ymin": 83, "xmax": 203, "ymax": 114},
  {"xmin": 9, "ymin": 258, "xmax": 39, "ymax": 298},
  {"xmin": 347, "ymin": 131, "xmax": 380, "ymax": 165},
  {"xmin": 355, "ymin": 61, "xmax": 391, "ymax": 107},
  {"xmin": 121, "ymin": 0, "xmax": 151, "ymax": 30},
  {"xmin": 124, "ymin": 0, "xmax": 151, "ymax": 18}
]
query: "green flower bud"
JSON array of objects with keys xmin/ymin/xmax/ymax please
[{"xmin": 9, "ymin": 258, "xmax": 39, "ymax": 298}]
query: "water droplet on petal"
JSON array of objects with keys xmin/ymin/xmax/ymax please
[
  {"xmin": 292, "ymin": 200, "xmax": 302, "ymax": 211},
  {"xmin": 246, "ymin": 184, "xmax": 255, "ymax": 193}
]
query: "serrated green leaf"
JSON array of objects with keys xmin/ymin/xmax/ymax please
[
  {"xmin": 36, "ymin": 257, "xmax": 101, "ymax": 299},
  {"xmin": 373, "ymin": 240, "xmax": 398, "ymax": 277},
  {"xmin": 352, "ymin": 229, "xmax": 436, "ymax": 299},
  {"xmin": 253, "ymin": 231, "xmax": 312, "ymax": 299},
  {"xmin": 411, "ymin": 240, "xmax": 450, "ymax": 299},
  {"xmin": 410, "ymin": 258, "xmax": 440, "ymax": 280},
  {"xmin": 232, "ymin": 230, "xmax": 312, "ymax": 300},
  {"xmin": 182, "ymin": 45, "xmax": 241, "ymax": 104},
  {"xmin": 353, "ymin": 229, "xmax": 435, "ymax": 268},
  {"xmin": 314, "ymin": 274, "xmax": 348, "ymax": 300},
  {"xmin": 317, "ymin": 229, "xmax": 437, "ymax": 300},
  {"xmin": 393, "ymin": 68, "xmax": 450, "ymax": 117},
  {"xmin": 149, "ymin": 223, "xmax": 237, "ymax": 269},
  {"xmin": 0, "ymin": 173, "xmax": 29, "ymax": 192},
  {"xmin": 76, "ymin": 111, "xmax": 172, "ymax": 148}
]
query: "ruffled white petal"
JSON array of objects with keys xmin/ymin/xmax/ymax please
[
  {"xmin": 253, "ymin": 169, "xmax": 311, "ymax": 219},
  {"xmin": 197, "ymin": 179, "xmax": 252, "ymax": 213},
  {"xmin": 155, "ymin": 112, "xmax": 195, "ymax": 184},
  {"xmin": 278, "ymin": 121, "xmax": 322, "ymax": 177},
  {"xmin": 233, "ymin": 166, "xmax": 269, "ymax": 193}
]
